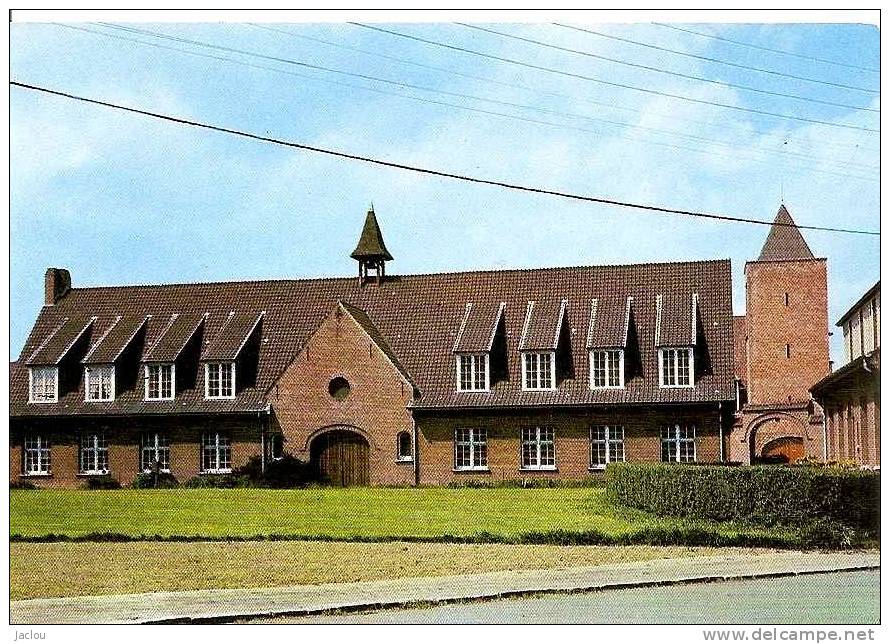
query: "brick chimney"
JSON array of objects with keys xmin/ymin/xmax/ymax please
[{"xmin": 44, "ymin": 268, "xmax": 71, "ymax": 306}]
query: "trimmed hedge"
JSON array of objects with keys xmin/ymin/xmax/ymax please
[{"xmin": 606, "ymin": 462, "xmax": 880, "ymax": 531}]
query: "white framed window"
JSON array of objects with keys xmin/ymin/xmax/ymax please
[
  {"xmin": 590, "ymin": 349, "xmax": 624, "ymax": 389},
  {"xmin": 28, "ymin": 367, "xmax": 58, "ymax": 403},
  {"xmin": 454, "ymin": 428, "xmax": 487, "ymax": 471},
  {"xmin": 84, "ymin": 365, "xmax": 115, "ymax": 402},
  {"xmin": 396, "ymin": 431, "xmax": 413, "ymax": 462},
  {"xmin": 201, "ymin": 432, "xmax": 231, "ymax": 473},
  {"xmin": 140, "ymin": 432, "xmax": 170, "ymax": 473},
  {"xmin": 267, "ymin": 434, "xmax": 284, "ymax": 461},
  {"xmin": 661, "ymin": 424, "xmax": 696, "ymax": 463},
  {"xmin": 23, "ymin": 435, "xmax": 51, "ymax": 475},
  {"xmin": 522, "ymin": 351, "xmax": 555, "ymax": 390},
  {"xmin": 589, "ymin": 425, "xmax": 625, "ymax": 469},
  {"xmin": 145, "ymin": 364, "xmax": 175, "ymax": 400},
  {"xmin": 658, "ymin": 347, "xmax": 694, "ymax": 388},
  {"xmin": 79, "ymin": 433, "xmax": 109, "ymax": 475},
  {"xmin": 456, "ymin": 353, "xmax": 489, "ymax": 392},
  {"xmin": 205, "ymin": 362, "xmax": 235, "ymax": 399},
  {"xmin": 521, "ymin": 426, "xmax": 556, "ymax": 470}
]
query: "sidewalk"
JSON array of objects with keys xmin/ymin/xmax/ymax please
[{"xmin": 11, "ymin": 550, "xmax": 879, "ymax": 624}]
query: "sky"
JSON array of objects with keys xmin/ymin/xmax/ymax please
[{"xmin": 9, "ymin": 15, "xmax": 880, "ymax": 365}]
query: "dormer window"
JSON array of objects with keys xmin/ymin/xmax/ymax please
[
  {"xmin": 205, "ymin": 362, "xmax": 235, "ymax": 399},
  {"xmin": 84, "ymin": 365, "xmax": 115, "ymax": 402},
  {"xmin": 456, "ymin": 353, "xmax": 489, "ymax": 392},
  {"xmin": 145, "ymin": 364, "xmax": 175, "ymax": 401},
  {"xmin": 590, "ymin": 349, "xmax": 624, "ymax": 389},
  {"xmin": 659, "ymin": 347, "xmax": 694, "ymax": 388},
  {"xmin": 522, "ymin": 351, "xmax": 555, "ymax": 390},
  {"xmin": 28, "ymin": 367, "xmax": 58, "ymax": 403}
]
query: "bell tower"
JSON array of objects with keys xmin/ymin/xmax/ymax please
[{"xmin": 350, "ymin": 206, "xmax": 393, "ymax": 286}]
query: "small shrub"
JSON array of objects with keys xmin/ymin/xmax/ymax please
[
  {"xmin": 184, "ymin": 474, "xmax": 250, "ymax": 488},
  {"xmin": 799, "ymin": 518, "xmax": 855, "ymax": 550},
  {"xmin": 234, "ymin": 454, "xmax": 313, "ymax": 488},
  {"xmin": 81, "ymin": 476, "xmax": 121, "ymax": 490},
  {"xmin": 132, "ymin": 472, "xmax": 179, "ymax": 489},
  {"xmin": 10, "ymin": 480, "xmax": 37, "ymax": 490},
  {"xmin": 446, "ymin": 478, "xmax": 604, "ymax": 489}
]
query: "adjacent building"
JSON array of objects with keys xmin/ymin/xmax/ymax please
[
  {"xmin": 811, "ymin": 282, "xmax": 880, "ymax": 467},
  {"xmin": 10, "ymin": 204, "xmax": 847, "ymax": 486}
]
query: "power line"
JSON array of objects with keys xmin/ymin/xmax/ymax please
[
  {"xmin": 460, "ymin": 23, "xmax": 877, "ymax": 112},
  {"xmin": 10, "ymin": 80, "xmax": 879, "ymax": 237},
  {"xmin": 250, "ymin": 22, "xmax": 878, "ymax": 158},
  {"xmin": 655, "ymin": 23, "xmax": 880, "ymax": 74},
  {"xmin": 349, "ymin": 23, "xmax": 878, "ymax": 134},
  {"xmin": 74, "ymin": 23, "xmax": 877, "ymax": 179},
  {"xmin": 553, "ymin": 23, "xmax": 880, "ymax": 93}
]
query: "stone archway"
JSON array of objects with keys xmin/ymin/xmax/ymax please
[{"xmin": 309, "ymin": 426, "xmax": 370, "ymax": 486}]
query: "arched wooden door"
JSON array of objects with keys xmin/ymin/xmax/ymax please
[
  {"xmin": 310, "ymin": 429, "xmax": 370, "ymax": 486},
  {"xmin": 761, "ymin": 437, "xmax": 805, "ymax": 464}
]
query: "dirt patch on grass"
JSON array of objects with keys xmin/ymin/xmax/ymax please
[{"xmin": 10, "ymin": 541, "xmax": 766, "ymax": 601}]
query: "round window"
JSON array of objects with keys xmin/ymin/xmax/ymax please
[{"xmin": 328, "ymin": 376, "xmax": 351, "ymax": 401}]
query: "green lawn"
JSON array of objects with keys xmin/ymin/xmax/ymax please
[{"xmin": 11, "ymin": 488, "xmax": 781, "ymax": 541}]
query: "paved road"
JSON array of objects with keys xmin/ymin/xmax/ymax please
[{"xmin": 262, "ymin": 570, "xmax": 879, "ymax": 624}]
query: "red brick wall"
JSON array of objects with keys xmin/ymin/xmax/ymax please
[
  {"xmin": 10, "ymin": 416, "xmax": 262, "ymax": 488},
  {"xmin": 268, "ymin": 304, "xmax": 416, "ymax": 486},
  {"xmin": 744, "ymin": 259, "xmax": 829, "ymax": 405},
  {"xmin": 820, "ymin": 371, "xmax": 880, "ymax": 466},
  {"xmin": 416, "ymin": 405, "xmax": 725, "ymax": 485}
]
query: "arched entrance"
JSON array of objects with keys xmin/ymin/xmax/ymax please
[
  {"xmin": 747, "ymin": 413, "xmax": 808, "ymax": 465},
  {"xmin": 761, "ymin": 436, "xmax": 805, "ymax": 463},
  {"xmin": 309, "ymin": 428, "xmax": 370, "ymax": 486}
]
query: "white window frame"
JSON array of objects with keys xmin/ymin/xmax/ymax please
[
  {"xmin": 521, "ymin": 351, "xmax": 556, "ymax": 391},
  {"xmin": 453, "ymin": 428, "xmax": 488, "ymax": 471},
  {"xmin": 589, "ymin": 349, "xmax": 625, "ymax": 389},
  {"xmin": 84, "ymin": 364, "xmax": 115, "ymax": 402},
  {"xmin": 661, "ymin": 424, "xmax": 697, "ymax": 463},
  {"xmin": 520, "ymin": 426, "xmax": 557, "ymax": 470},
  {"xmin": 79, "ymin": 433, "xmax": 109, "ymax": 475},
  {"xmin": 140, "ymin": 432, "xmax": 171, "ymax": 473},
  {"xmin": 589, "ymin": 425, "xmax": 625, "ymax": 470},
  {"xmin": 396, "ymin": 431, "xmax": 414, "ymax": 462},
  {"xmin": 201, "ymin": 432, "xmax": 232, "ymax": 474},
  {"xmin": 455, "ymin": 353, "xmax": 490, "ymax": 392},
  {"xmin": 658, "ymin": 347, "xmax": 695, "ymax": 388},
  {"xmin": 204, "ymin": 362, "xmax": 236, "ymax": 399},
  {"xmin": 144, "ymin": 363, "xmax": 175, "ymax": 401},
  {"xmin": 23, "ymin": 435, "xmax": 52, "ymax": 476},
  {"xmin": 28, "ymin": 366, "xmax": 59, "ymax": 404}
]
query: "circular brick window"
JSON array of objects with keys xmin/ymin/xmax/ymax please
[{"xmin": 328, "ymin": 376, "xmax": 351, "ymax": 401}]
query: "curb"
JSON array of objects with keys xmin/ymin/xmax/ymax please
[{"xmin": 146, "ymin": 563, "xmax": 881, "ymax": 625}]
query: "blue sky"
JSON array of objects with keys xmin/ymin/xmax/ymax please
[{"xmin": 10, "ymin": 18, "xmax": 880, "ymax": 364}]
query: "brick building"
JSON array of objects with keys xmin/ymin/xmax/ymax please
[
  {"xmin": 811, "ymin": 282, "xmax": 880, "ymax": 467},
  {"xmin": 730, "ymin": 205, "xmax": 830, "ymax": 464},
  {"xmin": 10, "ymin": 205, "xmax": 836, "ymax": 486}
]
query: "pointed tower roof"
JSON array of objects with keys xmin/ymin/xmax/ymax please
[
  {"xmin": 350, "ymin": 207, "xmax": 393, "ymax": 261},
  {"xmin": 757, "ymin": 205, "xmax": 815, "ymax": 262}
]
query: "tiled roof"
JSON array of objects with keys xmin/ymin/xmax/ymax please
[
  {"xmin": 82, "ymin": 315, "xmax": 148, "ymax": 364},
  {"xmin": 757, "ymin": 205, "xmax": 815, "ymax": 262},
  {"xmin": 454, "ymin": 302, "xmax": 505, "ymax": 353},
  {"xmin": 587, "ymin": 297, "xmax": 631, "ymax": 348},
  {"xmin": 143, "ymin": 313, "xmax": 206, "ymax": 363},
  {"xmin": 340, "ymin": 301, "xmax": 418, "ymax": 392},
  {"xmin": 26, "ymin": 316, "xmax": 95, "ymax": 366},
  {"xmin": 11, "ymin": 258, "xmax": 735, "ymax": 417},
  {"xmin": 655, "ymin": 293, "xmax": 697, "ymax": 347},
  {"xmin": 519, "ymin": 299, "xmax": 567, "ymax": 351},
  {"xmin": 201, "ymin": 312, "xmax": 264, "ymax": 361},
  {"xmin": 350, "ymin": 208, "xmax": 393, "ymax": 261}
]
